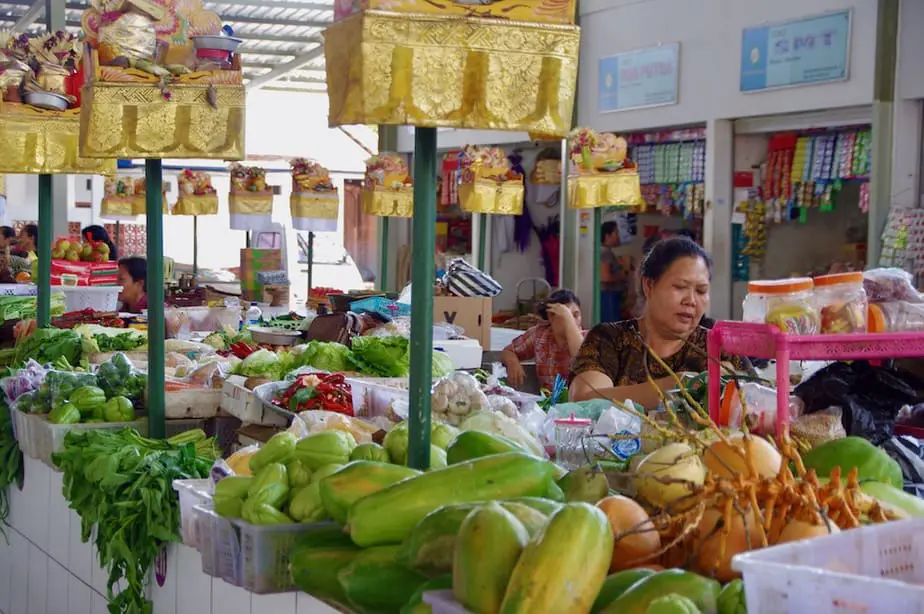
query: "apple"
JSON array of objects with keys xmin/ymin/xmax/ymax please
[
  {"xmin": 96, "ymin": 243, "xmax": 110, "ymax": 255},
  {"xmin": 81, "ymin": 245, "xmax": 93, "ymax": 260},
  {"xmin": 57, "ymin": 239, "xmax": 70, "ymax": 252},
  {"xmin": 65, "ymin": 249, "xmax": 80, "ymax": 262},
  {"xmin": 51, "ymin": 249, "xmax": 64, "ymax": 260}
]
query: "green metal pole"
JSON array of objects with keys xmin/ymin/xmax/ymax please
[
  {"xmin": 477, "ymin": 214, "xmax": 488, "ymax": 271},
  {"xmin": 407, "ymin": 128, "xmax": 437, "ymax": 471},
  {"xmin": 379, "ymin": 216, "xmax": 389, "ymax": 291},
  {"xmin": 37, "ymin": 174, "xmax": 53, "ymax": 328},
  {"xmin": 192, "ymin": 215, "xmax": 198, "ymax": 279},
  {"xmin": 592, "ymin": 207, "xmax": 602, "ymax": 325},
  {"xmin": 146, "ymin": 159, "xmax": 166, "ymax": 440},
  {"xmin": 307, "ymin": 231, "xmax": 314, "ymax": 297}
]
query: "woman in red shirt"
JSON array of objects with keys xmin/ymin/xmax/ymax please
[
  {"xmin": 117, "ymin": 257, "xmax": 148, "ymax": 313},
  {"xmin": 500, "ymin": 289, "xmax": 586, "ymax": 390}
]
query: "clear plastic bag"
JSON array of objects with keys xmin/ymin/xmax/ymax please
[
  {"xmin": 863, "ymin": 268, "xmax": 923, "ymax": 303},
  {"xmin": 871, "ymin": 301, "xmax": 924, "ymax": 332},
  {"xmin": 791, "ymin": 406, "xmax": 846, "ymax": 447},
  {"xmin": 724, "ymin": 381, "xmax": 804, "ymax": 435},
  {"xmin": 430, "ymin": 371, "xmax": 489, "ymax": 426},
  {"xmin": 45, "ymin": 369, "xmax": 100, "ymax": 410},
  {"xmin": 1, "ymin": 360, "xmax": 47, "ymax": 405},
  {"xmin": 94, "ymin": 352, "xmax": 147, "ymax": 402}
]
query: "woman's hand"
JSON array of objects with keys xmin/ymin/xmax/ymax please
[
  {"xmin": 501, "ymin": 351, "xmax": 527, "ymax": 388},
  {"xmin": 547, "ymin": 303, "xmax": 575, "ymax": 326}
]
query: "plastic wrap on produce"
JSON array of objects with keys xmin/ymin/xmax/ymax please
[
  {"xmin": 863, "ymin": 267, "xmax": 924, "ymax": 303},
  {"xmin": 1, "ymin": 360, "xmax": 46, "ymax": 405}
]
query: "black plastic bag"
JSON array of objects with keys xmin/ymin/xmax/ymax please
[{"xmin": 794, "ymin": 361, "xmax": 924, "ymax": 445}]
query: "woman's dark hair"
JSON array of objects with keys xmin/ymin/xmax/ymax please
[
  {"xmin": 640, "ymin": 236, "xmax": 712, "ymax": 291},
  {"xmin": 118, "ymin": 256, "xmax": 147, "ymax": 285},
  {"xmin": 0, "ymin": 226, "xmax": 14, "ymax": 240},
  {"xmin": 537, "ymin": 289, "xmax": 580, "ymax": 320},
  {"xmin": 22, "ymin": 224, "xmax": 37, "ymax": 243},
  {"xmin": 82, "ymin": 225, "xmax": 118, "ymax": 260},
  {"xmin": 601, "ymin": 221, "xmax": 618, "ymax": 244}
]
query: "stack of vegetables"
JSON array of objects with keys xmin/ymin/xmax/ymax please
[{"xmin": 53, "ymin": 428, "xmax": 220, "ymax": 614}]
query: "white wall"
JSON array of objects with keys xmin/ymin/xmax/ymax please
[{"xmin": 579, "ymin": 0, "xmax": 877, "ymax": 132}]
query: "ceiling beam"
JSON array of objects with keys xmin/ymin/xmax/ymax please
[
  {"xmin": 245, "ymin": 44, "xmax": 323, "ymax": 90},
  {"xmin": 234, "ymin": 31, "xmax": 322, "ymax": 44},
  {"xmin": 204, "ymin": 0, "xmax": 333, "ymax": 11},
  {"xmin": 0, "ymin": 14, "xmax": 82, "ymax": 28},
  {"xmin": 13, "ymin": 0, "xmax": 45, "ymax": 32},
  {"xmin": 262, "ymin": 85, "xmax": 326, "ymax": 94},
  {"xmin": 222, "ymin": 15, "xmax": 330, "ymax": 27}
]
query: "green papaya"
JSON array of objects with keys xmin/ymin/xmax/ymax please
[
  {"xmin": 293, "ymin": 523, "xmax": 356, "ymax": 550},
  {"xmin": 446, "ymin": 430, "xmax": 525, "ymax": 465},
  {"xmin": 338, "ymin": 546, "xmax": 428, "ymax": 614},
  {"xmin": 291, "ymin": 540, "xmax": 361, "ymax": 606},
  {"xmin": 398, "ymin": 504, "xmax": 479, "ymax": 576},
  {"xmin": 645, "ymin": 594, "xmax": 701, "ymax": 614},
  {"xmin": 506, "ymin": 497, "xmax": 563, "ymax": 515},
  {"xmin": 803, "ymin": 436, "xmax": 903, "ymax": 489},
  {"xmin": 592, "ymin": 569, "xmax": 656, "ymax": 613},
  {"xmin": 319, "ymin": 461, "xmax": 422, "ymax": 525},
  {"xmin": 601, "ymin": 570, "xmax": 722, "ymax": 614},
  {"xmin": 558, "ymin": 464, "xmax": 610, "ymax": 503},
  {"xmin": 860, "ymin": 481, "xmax": 924, "ymax": 517},
  {"xmin": 717, "ymin": 579, "xmax": 747, "ymax": 614},
  {"xmin": 544, "ymin": 479, "xmax": 566, "ymax": 502},
  {"xmin": 499, "ymin": 502, "xmax": 548, "ymax": 536},
  {"xmin": 453, "ymin": 503, "xmax": 528, "ymax": 614},
  {"xmin": 295, "ymin": 430, "xmax": 357, "ymax": 471},
  {"xmin": 401, "ymin": 575, "xmax": 452, "ymax": 614}
]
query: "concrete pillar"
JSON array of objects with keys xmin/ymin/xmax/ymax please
[{"xmin": 704, "ymin": 119, "xmax": 734, "ymax": 320}]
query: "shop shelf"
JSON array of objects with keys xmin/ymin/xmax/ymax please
[
  {"xmin": 733, "ymin": 518, "xmax": 924, "ymax": 614},
  {"xmin": 707, "ymin": 321, "xmax": 924, "ymax": 431}
]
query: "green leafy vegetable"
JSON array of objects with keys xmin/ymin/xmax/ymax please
[
  {"xmin": 53, "ymin": 428, "xmax": 219, "ymax": 614},
  {"xmin": 348, "ymin": 336, "xmax": 410, "ymax": 378},
  {"xmin": 13, "ymin": 328, "xmax": 83, "ymax": 368},
  {"xmin": 295, "ymin": 341, "xmax": 352, "ymax": 373},
  {"xmin": 75, "ymin": 325, "xmax": 147, "ymax": 355},
  {"xmin": 432, "ymin": 351, "xmax": 454, "ymax": 378},
  {"xmin": 0, "ymin": 398, "xmax": 24, "ymax": 534}
]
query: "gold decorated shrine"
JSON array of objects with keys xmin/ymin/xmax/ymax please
[
  {"xmin": 0, "ymin": 103, "xmax": 114, "ymax": 175},
  {"xmin": 230, "ymin": 193, "xmax": 274, "ymax": 215},
  {"xmin": 79, "ymin": 83, "xmax": 245, "ymax": 160},
  {"xmin": 174, "ymin": 194, "xmax": 219, "ymax": 216},
  {"xmin": 460, "ymin": 180, "xmax": 524, "ymax": 215},
  {"xmin": 362, "ymin": 188, "xmax": 413, "ymax": 218},
  {"xmin": 101, "ymin": 196, "xmax": 135, "ymax": 218},
  {"xmin": 291, "ymin": 193, "xmax": 339, "ymax": 220},
  {"xmin": 324, "ymin": 11, "xmax": 580, "ymax": 136},
  {"xmin": 568, "ymin": 172, "xmax": 645, "ymax": 210}
]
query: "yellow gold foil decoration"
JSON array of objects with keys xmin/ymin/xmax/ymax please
[
  {"xmin": 460, "ymin": 180, "xmax": 524, "ymax": 215},
  {"xmin": 324, "ymin": 11, "xmax": 580, "ymax": 136},
  {"xmin": 362, "ymin": 188, "xmax": 413, "ymax": 217},
  {"xmin": 568, "ymin": 172, "xmax": 645, "ymax": 210},
  {"xmin": 101, "ymin": 196, "xmax": 135, "ymax": 218},
  {"xmin": 173, "ymin": 194, "xmax": 218, "ymax": 215},
  {"xmin": 291, "ymin": 192, "xmax": 339, "ymax": 232},
  {"xmin": 229, "ymin": 194, "xmax": 273, "ymax": 215},
  {"xmin": 79, "ymin": 82, "xmax": 245, "ymax": 159},
  {"xmin": 0, "ymin": 103, "xmax": 114, "ymax": 174}
]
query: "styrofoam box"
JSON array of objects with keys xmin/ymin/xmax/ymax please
[
  {"xmin": 221, "ymin": 375, "xmax": 288, "ymax": 426},
  {"xmin": 733, "ymin": 518, "xmax": 924, "ymax": 614},
  {"xmin": 11, "ymin": 407, "xmax": 147, "ymax": 469},
  {"xmin": 172, "ymin": 478, "xmax": 213, "ymax": 549},
  {"xmin": 345, "ymin": 377, "xmax": 409, "ymax": 418},
  {"xmin": 164, "ymin": 388, "xmax": 223, "ymax": 419},
  {"xmin": 57, "ymin": 285, "xmax": 121, "ymax": 312},
  {"xmin": 433, "ymin": 339, "xmax": 483, "ymax": 370}
]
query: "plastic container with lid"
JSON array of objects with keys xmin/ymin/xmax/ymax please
[
  {"xmin": 814, "ymin": 272, "xmax": 868, "ymax": 334},
  {"xmin": 742, "ymin": 278, "xmax": 820, "ymax": 335},
  {"xmin": 868, "ymin": 301, "xmax": 924, "ymax": 333}
]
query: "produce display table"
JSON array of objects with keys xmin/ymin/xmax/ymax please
[{"xmin": 0, "ymin": 457, "xmax": 338, "ymax": 614}]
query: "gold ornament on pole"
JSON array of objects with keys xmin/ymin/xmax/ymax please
[
  {"xmin": 290, "ymin": 159, "xmax": 339, "ymax": 232},
  {"xmin": 568, "ymin": 128, "xmax": 644, "ymax": 210},
  {"xmin": 174, "ymin": 169, "xmax": 219, "ymax": 215},
  {"xmin": 362, "ymin": 153, "xmax": 413, "ymax": 217},
  {"xmin": 229, "ymin": 162, "xmax": 274, "ymax": 230},
  {"xmin": 458, "ymin": 145, "xmax": 524, "ymax": 216}
]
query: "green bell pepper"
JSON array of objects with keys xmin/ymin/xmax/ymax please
[
  {"xmin": 102, "ymin": 396, "xmax": 135, "ymax": 422},
  {"xmin": 645, "ymin": 594, "xmax": 702, "ymax": 614},
  {"xmin": 717, "ymin": 580, "xmax": 746, "ymax": 614},
  {"xmin": 48, "ymin": 402, "xmax": 81, "ymax": 425}
]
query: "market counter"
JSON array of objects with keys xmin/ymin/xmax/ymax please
[{"xmin": 0, "ymin": 457, "xmax": 338, "ymax": 614}]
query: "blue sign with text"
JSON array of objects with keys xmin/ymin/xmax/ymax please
[
  {"xmin": 740, "ymin": 10, "xmax": 851, "ymax": 93},
  {"xmin": 598, "ymin": 44, "xmax": 679, "ymax": 113}
]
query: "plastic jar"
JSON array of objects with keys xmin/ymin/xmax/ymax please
[
  {"xmin": 868, "ymin": 301, "xmax": 924, "ymax": 333},
  {"xmin": 814, "ymin": 272, "xmax": 868, "ymax": 334},
  {"xmin": 743, "ymin": 278, "xmax": 820, "ymax": 335}
]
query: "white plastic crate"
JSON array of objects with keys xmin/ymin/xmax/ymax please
[
  {"xmin": 172, "ymin": 479, "xmax": 213, "ymax": 549},
  {"xmin": 57, "ymin": 285, "xmax": 121, "ymax": 312},
  {"xmin": 11, "ymin": 407, "xmax": 147, "ymax": 469},
  {"xmin": 221, "ymin": 376, "xmax": 288, "ymax": 426},
  {"xmin": 233, "ymin": 518, "xmax": 325, "ymax": 594},
  {"xmin": 195, "ymin": 505, "xmax": 242, "ymax": 586},
  {"xmin": 345, "ymin": 377, "xmax": 409, "ymax": 418},
  {"xmin": 423, "ymin": 591, "xmax": 471, "ymax": 614},
  {"xmin": 0, "ymin": 284, "xmax": 37, "ymax": 296},
  {"xmin": 733, "ymin": 518, "xmax": 924, "ymax": 614}
]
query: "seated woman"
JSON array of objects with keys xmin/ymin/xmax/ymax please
[
  {"xmin": 117, "ymin": 256, "xmax": 148, "ymax": 313},
  {"xmin": 500, "ymin": 289, "xmax": 586, "ymax": 391},
  {"xmin": 570, "ymin": 236, "xmax": 748, "ymax": 409}
]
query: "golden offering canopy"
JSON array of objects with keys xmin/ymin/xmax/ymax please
[{"xmin": 362, "ymin": 188, "xmax": 413, "ymax": 218}]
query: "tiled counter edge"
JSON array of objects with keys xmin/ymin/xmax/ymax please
[{"xmin": 1, "ymin": 457, "xmax": 338, "ymax": 614}]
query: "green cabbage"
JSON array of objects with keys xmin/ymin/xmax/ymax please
[
  {"xmin": 238, "ymin": 349, "xmax": 281, "ymax": 378},
  {"xmin": 432, "ymin": 351, "xmax": 454, "ymax": 378},
  {"xmin": 348, "ymin": 336, "xmax": 410, "ymax": 377},
  {"xmin": 295, "ymin": 341, "xmax": 352, "ymax": 373}
]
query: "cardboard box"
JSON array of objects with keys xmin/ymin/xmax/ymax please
[
  {"xmin": 433, "ymin": 296, "xmax": 492, "ymax": 348},
  {"xmin": 240, "ymin": 248, "xmax": 282, "ymax": 302},
  {"xmin": 335, "ymin": 0, "xmax": 576, "ymax": 25}
]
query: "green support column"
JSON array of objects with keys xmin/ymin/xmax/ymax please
[
  {"xmin": 37, "ymin": 175, "xmax": 53, "ymax": 328},
  {"xmin": 192, "ymin": 216, "xmax": 198, "ymax": 279},
  {"xmin": 407, "ymin": 128, "xmax": 437, "ymax": 471},
  {"xmin": 477, "ymin": 214, "xmax": 488, "ymax": 271},
  {"xmin": 146, "ymin": 159, "xmax": 166, "ymax": 439},
  {"xmin": 307, "ymin": 231, "xmax": 314, "ymax": 297},
  {"xmin": 592, "ymin": 207, "xmax": 602, "ymax": 325},
  {"xmin": 378, "ymin": 217, "xmax": 389, "ymax": 291}
]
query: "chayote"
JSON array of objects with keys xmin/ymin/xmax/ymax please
[
  {"xmin": 250, "ymin": 432, "xmax": 297, "ymax": 474},
  {"xmin": 214, "ymin": 495, "xmax": 244, "ymax": 519},
  {"xmin": 214, "ymin": 476, "xmax": 253, "ymax": 500},
  {"xmin": 287, "ymin": 459, "xmax": 312, "ymax": 489},
  {"xmin": 102, "ymin": 396, "xmax": 135, "ymax": 422},
  {"xmin": 245, "ymin": 502, "xmax": 294, "ymax": 526},
  {"xmin": 248, "ymin": 463, "xmax": 288, "ymax": 497},
  {"xmin": 48, "ymin": 402, "xmax": 80, "ymax": 425},
  {"xmin": 288, "ymin": 482, "xmax": 329, "ymax": 523},
  {"xmin": 717, "ymin": 580, "xmax": 747, "ymax": 614}
]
